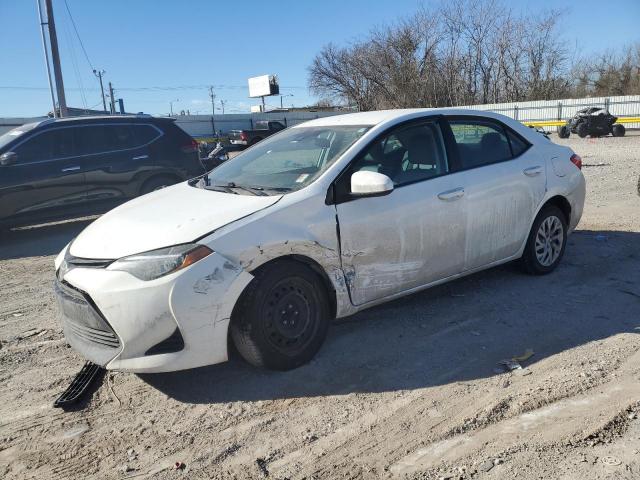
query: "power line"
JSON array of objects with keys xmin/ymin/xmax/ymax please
[
  {"xmin": 61, "ymin": 7, "xmax": 87, "ymax": 109},
  {"xmin": 0, "ymin": 84, "xmax": 308, "ymax": 92},
  {"xmin": 63, "ymin": 0, "xmax": 94, "ymax": 71}
]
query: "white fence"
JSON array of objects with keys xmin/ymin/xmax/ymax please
[
  {"xmin": 457, "ymin": 95, "xmax": 640, "ymax": 130},
  {"xmin": 2, "ymin": 95, "xmax": 639, "ymax": 137}
]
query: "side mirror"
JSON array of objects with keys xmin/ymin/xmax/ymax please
[
  {"xmin": 350, "ymin": 170, "xmax": 394, "ymax": 197},
  {"xmin": 0, "ymin": 152, "xmax": 17, "ymax": 166}
]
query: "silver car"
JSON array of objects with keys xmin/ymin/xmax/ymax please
[{"xmin": 55, "ymin": 109, "xmax": 585, "ymax": 372}]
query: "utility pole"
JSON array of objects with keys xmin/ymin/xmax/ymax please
[
  {"xmin": 36, "ymin": 0, "xmax": 56, "ymax": 116},
  {"xmin": 209, "ymin": 86, "xmax": 216, "ymax": 115},
  {"xmin": 44, "ymin": 0, "xmax": 67, "ymax": 117},
  {"xmin": 108, "ymin": 82, "xmax": 117, "ymax": 114},
  {"xmin": 279, "ymin": 93, "xmax": 294, "ymax": 109},
  {"xmin": 94, "ymin": 69, "xmax": 107, "ymax": 112},
  {"xmin": 209, "ymin": 86, "xmax": 216, "ymax": 137},
  {"xmin": 220, "ymin": 100, "xmax": 226, "ymax": 115},
  {"xmin": 169, "ymin": 98, "xmax": 179, "ymax": 116}
]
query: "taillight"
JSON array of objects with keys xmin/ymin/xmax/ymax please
[
  {"xmin": 181, "ymin": 138, "xmax": 198, "ymax": 154},
  {"xmin": 240, "ymin": 132, "xmax": 248, "ymax": 142},
  {"xmin": 570, "ymin": 153, "xmax": 582, "ymax": 170}
]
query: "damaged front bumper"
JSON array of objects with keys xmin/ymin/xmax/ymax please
[{"xmin": 54, "ymin": 250, "xmax": 253, "ymax": 373}]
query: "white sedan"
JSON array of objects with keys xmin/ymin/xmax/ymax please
[{"xmin": 54, "ymin": 109, "xmax": 585, "ymax": 372}]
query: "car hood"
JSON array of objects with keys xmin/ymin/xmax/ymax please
[{"xmin": 69, "ymin": 182, "xmax": 282, "ymax": 259}]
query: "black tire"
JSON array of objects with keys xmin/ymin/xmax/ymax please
[
  {"xmin": 140, "ymin": 175, "xmax": 177, "ymax": 195},
  {"xmin": 558, "ymin": 125, "xmax": 570, "ymax": 138},
  {"xmin": 576, "ymin": 122, "xmax": 589, "ymax": 138},
  {"xmin": 250, "ymin": 137, "xmax": 263, "ymax": 146},
  {"xmin": 520, "ymin": 205, "xmax": 568, "ymax": 275},
  {"xmin": 230, "ymin": 260, "xmax": 330, "ymax": 370},
  {"xmin": 612, "ymin": 124, "xmax": 625, "ymax": 137}
]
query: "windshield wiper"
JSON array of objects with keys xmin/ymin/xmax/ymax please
[
  {"xmin": 226, "ymin": 183, "xmax": 268, "ymax": 196},
  {"xmin": 259, "ymin": 186, "xmax": 292, "ymax": 193},
  {"xmin": 205, "ymin": 183, "xmax": 239, "ymax": 194}
]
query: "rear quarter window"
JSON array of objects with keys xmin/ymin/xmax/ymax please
[
  {"xmin": 506, "ymin": 130, "xmax": 530, "ymax": 157},
  {"xmin": 132, "ymin": 125, "xmax": 161, "ymax": 145}
]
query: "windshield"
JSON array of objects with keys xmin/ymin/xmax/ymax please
[
  {"xmin": 0, "ymin": 122, "xmax": 39, "ymax": 151},
  {"xmin": 205, "ymin": 125, "xmax": 369, "ymax": 194}
]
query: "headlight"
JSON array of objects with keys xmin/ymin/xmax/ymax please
[{"xmin": 107, "ymin": 244, "xmax": 212, "ymax": 281}]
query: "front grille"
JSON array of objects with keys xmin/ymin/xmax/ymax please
[
  {"xmin": 67, "ymin": 257, "xmax": 113, "ymax": 268},
  {"xmin": 54, "ymin": 279, "xmax": 121, "ymax": 366},
  {"xmin": 57, "ymin": 250, "xmax": 113, "ymax": 280}
]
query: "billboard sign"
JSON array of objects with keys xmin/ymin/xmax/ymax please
[{"xmin": 248, "ymin": 75, "xmax": 280, "ymax": 98}]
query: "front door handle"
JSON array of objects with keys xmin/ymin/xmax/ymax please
[
  {"xmin": 437, "ymin": 187, "xmax": 465, "ymax": 201},
  {"xmin": 132, "ymin": 155, "xmax": 149, "ymax": 160},
  {"xmin": 523, "ymin": 166, "xmax": 543, "ymax": 177},
  {"xmin": 61, "ymin": 166, "xmax": 81, "ymax": 172}
]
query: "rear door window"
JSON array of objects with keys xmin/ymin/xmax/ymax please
[
  {"xmin": 104, "ymin": 125, "xmax": 136, "ymax": 150},
  {"xmin": 14, "ymin": 128, "xmax": 76, "ymax": 163},
  {"xmin": 75, "ymin": 125, "xmax": 154, "ymax": 155},
  {"xmin": 75, "ymin": 126, "xmax": 110, "ymax": 156},
  {"xmin": 448, "ymin": 120, "xmax": 512, "ymax": 170}
]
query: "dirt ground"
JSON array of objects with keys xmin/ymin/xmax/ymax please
[{"xmin": 1, "ymin": 131, "xmax": 639, "ymax": 480}]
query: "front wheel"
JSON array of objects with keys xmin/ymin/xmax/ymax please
[
  {"xmin": 230, "ymin": 260, "xmax": 330, "ymax": 370},
  {"xmin": 520, "ymin": 205, "xmax": 567, "ymax": 275},
  {"xmin": 558, "ymin": 125, "xmax": 570, "ymax": 138},
  {"xmin": 612, "ymin": 124, "xmax": 625, "ymax": 137},
  {"xmin": 576, "ymin": 123, "xmax": 589, "ymax": 138}
]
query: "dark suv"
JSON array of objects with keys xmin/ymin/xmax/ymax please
[{"xmin": 0, "ymin": 115, "xmax": 204, "ymax": 229}]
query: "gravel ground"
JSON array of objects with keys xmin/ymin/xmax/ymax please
[{"xmin": 1, "ymin": 132, "xmax": 639, "ymax": 479}]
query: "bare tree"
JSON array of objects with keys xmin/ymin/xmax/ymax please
[{"xmin": 308, "ymin": 1, "xmax": 638, "ymax": 109}]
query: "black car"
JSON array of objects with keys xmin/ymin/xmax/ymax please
[
  {"xmin": 558, "ymin": 107, "xmax": 625, "ymax": 138},
  {"xmin": 0, "ymin": 115, "xmax": 205, "ymax": 229},
  {"xmin": 228, "ymin": 120, "xmax": 286, "ymax": 147}
]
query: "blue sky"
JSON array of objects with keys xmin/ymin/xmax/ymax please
[{"xmin": 0, "ymin": 0, "xmax": 638, "ymax": 117}]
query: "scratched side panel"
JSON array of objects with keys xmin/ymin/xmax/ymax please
[
  {"xmin": 456, "ymin": 151, "xmax": 547, "ymax": 271},
  {"xmin": 336, "ymin": 175, "xmax": 466, "ymax": 306}
]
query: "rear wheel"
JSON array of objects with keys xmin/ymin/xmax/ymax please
[
  {"xmin": 558, "ymin": 125, "xmax": 570, "ymax": 138},
  {"xmin": 612, "ymin": 124, "xmax": 626, "ymax": 137},
  {"xmin": 249, "ymin": 137, "xmax": 263, "ymax": 146},
  {"xmin": 520, "ymin": 205, "xmax": 567, "ymax": 275},
  {"xmin": 230, "ymin": 260, "xmax": 330, "ymax": 370},
  {"xmin": 576, "ymin": 123, "xmax": 589, "ymax": 138}
]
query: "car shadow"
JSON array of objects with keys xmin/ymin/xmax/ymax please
[
  {"xmin": 142, "ymin": 229, "xmax": 640, "ymax": 404},
  {"xmin": 0, "ymin": 218, "xmax": 95, "ymax": 260}
]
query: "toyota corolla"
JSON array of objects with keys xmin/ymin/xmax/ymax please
[{"xmin": 54, "ymin": 109, "xmax": 585, "ymax": 372}]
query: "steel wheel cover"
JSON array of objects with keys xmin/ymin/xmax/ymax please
[{"xmin": 263, "ymin": 278, "xmax": 317, "ymax": 355}]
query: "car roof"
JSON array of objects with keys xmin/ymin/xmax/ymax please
[
  {"xmin": 294, "ymin": 108, "xmax": 517, "ymax": 128},
  {"xmin": 34, "ymin": 114, "xmax": 169, "ymax": 128}
]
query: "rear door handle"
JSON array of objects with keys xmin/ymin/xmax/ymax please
[
  {"xmin": 523, "ymin": 166, "xmax": 543, "ymax": 177},
  {"xmin": 61, "ymin": 166, "xmax": 81, "ymax": 172},
  {"xmin": 132, "ymin": 155, "xmax": 149, "ymax": 160},
  {"xmin": 437, "ymin": 187, "xmax": 465, "ymax": 201}
]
